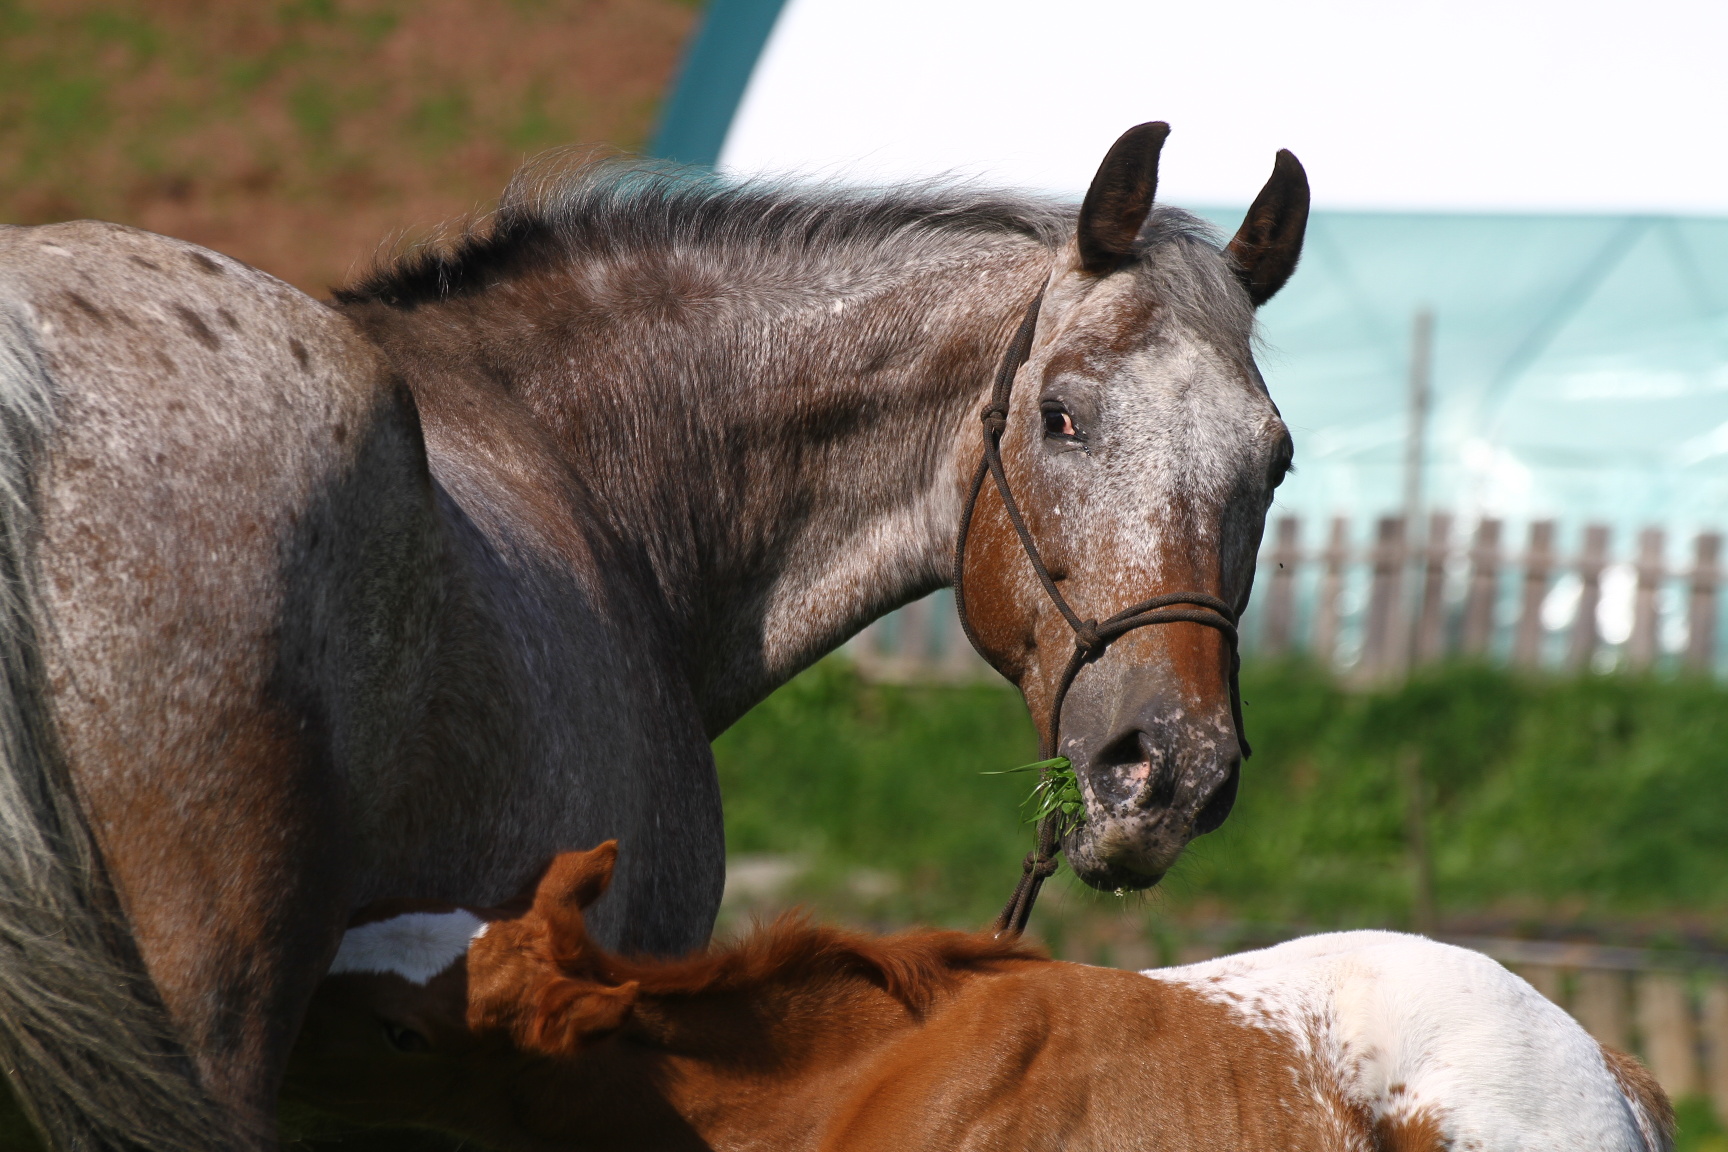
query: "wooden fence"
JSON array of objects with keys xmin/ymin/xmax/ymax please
[
  {"xmin": 850, "ymin": 513, "xmax": 1728, "ymax": 682},
  {"xmin": 1458, "ymin": 938, "xmax": 1728, "ymax": 1119}
]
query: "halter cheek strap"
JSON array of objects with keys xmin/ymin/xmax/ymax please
[{"xmin": 951, "ymin": 290, "xmax": 1252, "ymax": 937}]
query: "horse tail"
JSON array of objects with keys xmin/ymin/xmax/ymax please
[
  {"xmin": 0, "ymin": 296, "xmax": 233, "ymax": 1151},
  {"xmin": 1600, "ymin": 1044, "xmax": 1676, "ymax": 1151}
]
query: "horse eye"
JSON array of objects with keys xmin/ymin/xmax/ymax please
[
  {"xmin": 1042, "ymin": 407, "xmax": 1078, "ymax": 439},
  {"xmin": 381, "ymin": 1021, "xmax": 431, "ymax": 1054}
]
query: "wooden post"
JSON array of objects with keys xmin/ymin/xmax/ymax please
[
  {"xmin": 1569, "ymin": 524, "xmax": 1610, "ymax": 672},
  {"xmin": 1361, "ymin": 517, "xmax": 1409, "ymax": 680},
  {"xmin": 1513, "ymin": 521, "xmax": 1558, "ymax": 668},
  {"xmin": 1514, "ymin": 964, "xmax": 1566, "ymax": 1007},
  {"xmin": 1574, "ymin": 969, "xmax": 1632, "ymax": 1050},
  {"xmin": 1461, "ymin": 518, "xmax": 1503, "ymax": 657},
  {"xmin": 1635, "ymin": 971, "xmax": 1701, "ymax": 1100},
  {"xmin": 1261, "ymin": 516, "xmax": 1302, "ymax": 656},
  {"xmin": 1704, "ymin": 980, "xmax": 1728, "ymax": 1125},
  {"xmin": 1687, "ymin": 531, "xmax": 1722, "ymax": 673},
  {"xmin": 1311, "ymin": 517, "xmax": 1351, "ymax": 668},
  {"xmin": 1629, "ymin": 528, "xmax": 1666, "ymax": 671},
  {"xmin": 1412, "ymin": 511, "xmax": 1453, "ymax": 666}
]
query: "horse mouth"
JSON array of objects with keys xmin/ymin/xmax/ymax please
[
  {"xmin": 1061, "ymin": 814, "xmax": 1187, "ymax": 891},
  {"xmin": 1060, "ymin": 741, "xmax": 1241, "ymax": 892}
]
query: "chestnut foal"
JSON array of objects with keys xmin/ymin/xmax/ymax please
[{"xmin": 288, "ymin": 843, "xmax": 1673, "ymax": 1152}]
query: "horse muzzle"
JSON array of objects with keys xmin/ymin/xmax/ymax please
[{"xmin": 1060, "ymin": 697, "xmax": 1241, "ymax": 891}]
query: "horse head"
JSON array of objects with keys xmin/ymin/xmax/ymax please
[{"xmin": 961, "ymin": 124, "xmax": 1308, "ymax": 892}]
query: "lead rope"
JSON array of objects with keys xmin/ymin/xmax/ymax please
[{"xmin": 952, "ymin": 290, "xmax": 1252, "ymax": 937}]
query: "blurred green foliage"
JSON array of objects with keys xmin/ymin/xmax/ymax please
[{"xmin": 715, "ymin": 659, "xmax": 1728, "ymax": 939}]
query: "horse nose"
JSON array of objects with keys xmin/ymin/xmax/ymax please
[{"xmin": 1086, "ymin": 705, "xmax": 1241, "ymax": 832}]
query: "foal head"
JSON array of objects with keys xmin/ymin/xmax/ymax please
[
  {"xmin": 289, "ymin": 842, "xmax": 1043, "ymax": 1144},
  {"xmin": 286, "ymin": 843, "xmax": 636, "ymax": 1141},
  {"xmin": 961, "ymin": 123, "xmax": 1308, "ymax": 891}
]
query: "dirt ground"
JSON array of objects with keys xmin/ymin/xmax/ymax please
[{"xmin": 0, "ymin": 0, "xmax": 698, "ymax": 295}]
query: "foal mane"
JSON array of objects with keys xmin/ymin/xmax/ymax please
[
  {"xmin": 583, "ymin": 914, "xmax": 1047, "ymax": 1014},
  {"xmin": 334, "ymin": 153, "xmax": 1227, "ymax": 316}
]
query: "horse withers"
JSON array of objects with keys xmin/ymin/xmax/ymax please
[
  {"xmin": 288, "ymin": 842, "xmax": 1675, "ymax": 1152},
  {"xmin": 0, "ymin": 122, "xmax": 1302, "ymax": 1148}
]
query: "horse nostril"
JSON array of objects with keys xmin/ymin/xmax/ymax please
[
  {"xmin": 1094, "ymin": 729, "xmax": 1176, "ymax": 811},
  {"xmin": 1193, "ymin": 759, "xmax": 1241, "ymax": 835},
  {"xmin": 1131, "ymin": 731, "xmax": 1178, "ymax": 811}
]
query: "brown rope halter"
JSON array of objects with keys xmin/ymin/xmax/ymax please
[{"xmin": 952, "ymin": 290, "xmax": 1252, "ymax": 937}]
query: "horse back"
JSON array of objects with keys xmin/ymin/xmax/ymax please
[{"xmin": 0, "ymin": 220, "xmax": 441, "ymax": 1130}]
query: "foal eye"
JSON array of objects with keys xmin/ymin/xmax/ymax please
[
  {"xmin": 381, "ymin": 1021, "xmax": 431, "ymax": 1054},
  {"xmin": 1042, "ymin": 407, "xmax": 1079, "ymax": 439}
]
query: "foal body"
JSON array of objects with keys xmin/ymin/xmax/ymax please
[{"xmin": 291, "ymin": 844, "xmax": 1672, "ymax": 1152}]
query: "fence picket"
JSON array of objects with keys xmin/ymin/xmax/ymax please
[
  {"xmin": 1461, "ymin": 518, "xmax": 1503, "ymax": 656},
  {"xmin": 1569, "ymin": 524, "xmax": 1610, "ymax": 671},
  {"xmin": 1413, "ymin": 512, "xmax": 1452, "ymax": 664},
  {"xmin": 1311, "ymin": 517, "xmax": 1350, "ymax": 668},
  {"xmin": 1574, "ymin": 969, "xmax": 1633, "ymax": 1050},
  {"xmin": 1689, "ymin": 532, "xmax": 1722, "ymax": 673},
  {"xmin": 1262, "ymin": 516, "xmax": 1301, "ymax": 656},
  {"xmin": 1636, "ymin": 972, "xmax": 1702, "ymax": 1099},
  {"xmin": 1361, "ymin": 517, "xmax": 1409, "ymax": 680},
  {"xmin": 1630, "ymin": 528, "xmax": 1666, "ymax": 670},
  {"xmin": 1513, "ymin": 520, "xmax": 1557, "ymax": 668},
  {"xmin": 1706, "ymin": 981, "xmax": 1728, "ymax": 1124}
]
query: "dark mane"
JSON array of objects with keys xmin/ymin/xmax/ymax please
[
  {"xmin": 334, "ymin": 154, "xmax": 1077, "ymax": 309},
  {"xmin": 588, "ymin": 913, "xmax": 1048, "ymax": 1013},
  {"xmin": 333, "ymin": 153, "xmax": 1233, "ymax": 317}
]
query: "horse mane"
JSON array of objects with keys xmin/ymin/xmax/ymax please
[
  {"xmin": 583, "ymin": 913, "xmax": 1048, "ymax": 1014},
  {"xmin": 333, "ymin": 152, "xmax": 1227, "ymax": 314}
]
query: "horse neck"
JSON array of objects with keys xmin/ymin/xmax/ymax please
[{"xmin": 514, "ymin": 240, "xmax": 1051, "ymax": 732}]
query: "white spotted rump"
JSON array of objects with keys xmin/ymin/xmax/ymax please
[
  {"xmin": 330, "ymin": 911, "xmax": 487, "ymax": 985},
  {"xmin": 1148, "ymin": 930, "xmax": 1666, "ymax": 1151}
]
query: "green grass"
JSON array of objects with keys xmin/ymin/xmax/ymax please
[{"xmin": 714, "ymin": 658, "xmax": 1728, "ymax": 942}]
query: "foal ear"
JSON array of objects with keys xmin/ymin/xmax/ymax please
[
  {"xmin": 1077, "ymin": 121, "xmax": 1171, "ymax": 276},
  {"xmin": 527, "ymin": 979, "xmax": 640, "ymax": 1054},
  {"xmin": 535, "ymin": 841, "xmax": 619, "ymax": 917},
  {"xmin": 1226, "ymin": 150, "xmax": 1310, "ymax": 307}
]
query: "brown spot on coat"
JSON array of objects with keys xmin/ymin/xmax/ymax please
[
  {"xmin": 1601, "ymin": 1044, "xmax": 1675, "ymax": 1148},
  {"xmin": 64, "ymin": 292, "xmax": 106, "ymax": 324},
  {"xmin": 218, "ymin": 308, "xmax": 240, "ymax": 331},
  {"xmin": 189, "ymin": 251, "xmax": 225, "ymax": 275},
  {"xmin": 1374, "ymin": 1105, "xmax": 1451, "ymax": 1151},
  {"xmin": 173, "ymin": 305, "xmax": 220, "ymax": 350},
  {"xmin": 129, "ymin": 255, "xmax": 160, "ymax": 271},
  {"xmin": 289, "ymin": 339, "xmax": 310, "ymax": 371}
]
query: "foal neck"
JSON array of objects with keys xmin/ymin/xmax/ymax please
[{"xmin": 570, "ymin": 923, "xmax": 1044, "ymax": 1151}]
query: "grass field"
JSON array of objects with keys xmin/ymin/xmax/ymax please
[{"xmin": 714, "ymin": 657, "xmax": 1728, "ymax": 950}]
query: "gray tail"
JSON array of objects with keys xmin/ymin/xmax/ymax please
[{"xmin": 0, "ymin": 299, "xmax": 237, "ymax": 1151}]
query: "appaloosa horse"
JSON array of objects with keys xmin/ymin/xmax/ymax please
[
  {"xmin": 0, "ymin": 122, "xmax": 1305, "ymax": 1149},
  {"xmin": 288, "ymin": 842, "xmax": 1675, "ymax": 1152}
]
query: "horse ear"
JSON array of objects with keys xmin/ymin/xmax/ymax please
[
  {"xmin": 527, "ymin": 979, "xmax": 640, "ymax": 1054},
  {"xmin": 1077, "ymin": 121, "xmax": 1171, "ymax": 276},
  {"xmin": 1226, "ymin": 150, "xmax": 1310, "ymax": 307},
  {"xmin": 535, "ymin": 841, "xmax": 619, "ymax": 918}
]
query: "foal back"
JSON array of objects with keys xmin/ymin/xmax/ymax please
[{"xmin": 824, "ymin": 932, "xmax": 1670, "ymax": 1152}]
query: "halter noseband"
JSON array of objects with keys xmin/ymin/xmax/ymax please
[{"xmin": 951, "ymin": 290, "xmax": 1252, "ymax": 937}]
